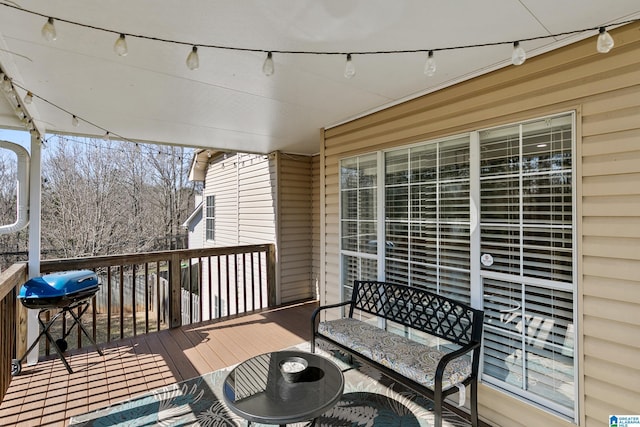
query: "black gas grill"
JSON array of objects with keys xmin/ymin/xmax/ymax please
[{"xmin": 12, "ymin": 270, "xmax": 103, "ymax": 375}]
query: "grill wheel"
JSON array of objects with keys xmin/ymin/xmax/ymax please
[{"xmin": 55, "ymin": 339, "xmax": 68, "ymax": 352}]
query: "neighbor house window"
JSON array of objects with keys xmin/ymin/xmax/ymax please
[
  {"xmin": 206, "ymin": 195, "xmax": 215, "ymax": 241},
  {"xmin": 338, "ymin": 112, "xmax": 576, "ymax": 420}
]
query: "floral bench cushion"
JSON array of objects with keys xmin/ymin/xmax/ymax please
[{"xmin": 318, "ymin": 317, "xmax": 472, "ymax": 390}]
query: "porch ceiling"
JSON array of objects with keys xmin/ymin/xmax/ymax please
[{"xmin": 0, "ymin": 1, "xmax": 639, "ymax": 155}]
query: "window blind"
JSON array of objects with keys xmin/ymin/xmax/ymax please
[
  {"xmin": 338, "ymin": 112, "xmax": 575, "ymax": 419},
  {"xmin": 479, "ymin": 113, "xmax": 575, "ymax": 415},
  {"xmin": 385, "ymin": 136, "xmax": 471, "ymax": 303},
  {"xmin": 340, "ymin": 153, "xmax": 379, "ymax": 300}
]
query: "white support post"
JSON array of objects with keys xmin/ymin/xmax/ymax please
[{"xmin": 26, "ymin": 135, "xmax": 42, "ymax": 365}]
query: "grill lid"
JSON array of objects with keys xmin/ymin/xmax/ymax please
[{"xmin": 18, "ymin": 270, "xmax": 98, "ymax": 300}]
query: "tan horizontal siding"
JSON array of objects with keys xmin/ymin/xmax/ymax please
[
  {"xmin": 582, "ymin": 236, "xmax": 640, "ymax": 259},
  {"xmin": 583, "ymin": 296, "xmax": 640, "ymax": 327},
  {"xmin": 583, "ymin": 315, "xmax": 640, "ymax": 348},
  {"xmin": 320, "ymin": 22, "xmax": 640, "ymax": 427},
  {"xmin": 584, "ymin": 395, "xmax": 630, "ymax": 427},
  {"xmin": 312, "ymin": 154, "xmax": 320, "ymax": 302},
  {"xmin": 582, "ymin": 195, "xmax": 640, "ymax": 217},
  {"xmin": 582, "ymin": 275, "xmax": 640, "ymax": 304},
  {"xmin": 277, "ymin": 153, "xmax": 313, "ymax": 304},
  {"xmin": 582, "ymin": 128, "xmax": 640, "ymax": 156},
  {"xmin": 583, "ymin": 355, "xmax": 640, "ymax": 395}
]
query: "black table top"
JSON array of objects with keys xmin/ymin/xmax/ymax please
[{"xmin": 223, "ymin": 350, "xmax": 344, "ymax": 425}]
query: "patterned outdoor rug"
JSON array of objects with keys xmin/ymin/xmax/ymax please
[{"xmin": 69, "ymin": 343, "xmax": 469, "ymax": 426}]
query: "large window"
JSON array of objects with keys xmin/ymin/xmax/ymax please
[
  {"xmin": 338, "ymin": 112, "xmax": 576, "ymax": 419},
  {"xmin": 479, "ymin": 114, "xmax": 575, "ymax": 417},
  {"xmin": 206, "ymin": 195, "xmax": 215, "ymax": 241},
  {"xmin": 384, "ymin": 136, "xmax": 471, "ymax": 303}
]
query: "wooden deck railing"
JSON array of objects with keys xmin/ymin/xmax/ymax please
[
  {"xmin": 0, "ymin": 263, "xmax": 28, "ymax": 403},
  {"xmin": 0, "ymin": 244, "xmax": 276, "ymax": 401}
]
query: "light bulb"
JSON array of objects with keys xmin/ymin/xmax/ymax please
[
  {"xmin": 114, "ymin": 34, "xmax": 128, "ymax": 56},
  {"xmin": 344, "ymin": 54, "xmax": 356, "ymax": 79},
  {"xmin": 186, "ymin": 46, "xmax": 199, "ymax": 70},
  {"xmin": 597, "ymin": 27, "xmax": 614, "ymax": 53},
  {"xmin": 41, "ymin": 18, "xmax": 57, "ymax": 41},
  {"xmin": 24, "ymin": 92, "xmax": 33, "ymax": 104},
  {"xmin": 1, "ymin": 77, "xmax": 12, "ymax": 92},
  {"xmin": 71, "ymin": 115, "xmax": 79, "ymax": 127},
  {"xmin": 424, "ymin": 51, "xmax": 436, "ymax": 77},
  {"xmin": 262, "ymin": 52, "xmax": 275, "ymax": 76},
  {"xmin": 14, "ymin": 105, "xmax": 25, "ymax": 119},
  {"xmin": 511, "ymin": 41, "xmax": 526, "ymax": 66}
]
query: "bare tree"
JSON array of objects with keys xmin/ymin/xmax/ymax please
[
  {"xmin": 42, "ymin": 137, "xmax": 128, "ymax": 257},
  {"xmin": 0, "ymin": 135, "xmax": 199, "ymax": 266},
  {"xmin": 0, "ymin": 149, "xmax": 28, "ymax": 266},
  {"xmin": 147, "ymin": 145, "xmax": 196, "ymax": 250}
]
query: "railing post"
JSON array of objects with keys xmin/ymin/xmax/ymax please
[
  {"xmin": 16, "ymin": 287, "xmax": 28, "ymax": 359},
  {"xmin": 266, "ymin": 244, "xmax": 277, "ymax": 306},
  {"xmin": 169, "ymin": 253, "xmax": 182, "ymax": 328}
]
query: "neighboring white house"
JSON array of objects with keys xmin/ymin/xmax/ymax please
[
  {"xmin": 182, "ymin": 194, "xmax": 204, "ymax": 249},
  {"xmin": 186, "ymin": 150, "xmax": 317, "ymax": 320}
]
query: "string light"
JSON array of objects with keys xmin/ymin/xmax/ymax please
[
  {"xmin": 0, "ymin": 3, "xmax": 625, "ymax": 78},
  {"xmin": 511, "ymin": 41, "xmax": 526, "ymax": 66},
  {"xmin": 186, "ymin": 46, "xmax": 199, "ymax": 70},
  {"xmin": 41, "ymin": 17, "xmax": 57, "ymax": 41},
  {"xmin": 0, "ymin": 14, "xmax": 627, "ymax": 152},
  {"xmin": 0, "ymin": 66, "xmax": 42, "ymax": 140},
  {"xmin": 9, "ymin": 81, "xmax": 128, "ymax": 146},
  {"xmin": 344, "ymin": 54, "xmax": 356, "ymax": 79},
  {"xmin": 114, "ymin": 34, "xmax": 128, "ymax": 56},
  {"xmin": 14, "ymin": 105, "xmax": 25, "ymax": 119},
  {"xmin": 262, "ymin": 52, "xmax": 275, "ymax": 76},
  {"xmin": 597, "ymin": 27, "xmax": 615, "ymax": 53},
  {"xmin": 54, "ymin": 134, "xmax": 189, "ymax": 163},
  {"xmin": 424, "ymin": 51, "xmax": 436, "ymax": 77}
]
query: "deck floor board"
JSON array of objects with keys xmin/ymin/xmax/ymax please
[{"xmin": 0, "ymin": 301, "xmax": 316, "ymax": 426}]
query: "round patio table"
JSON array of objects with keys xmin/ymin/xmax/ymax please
[{"xmin": 222, "ymin": 350, "xmax": 344, "ymax": 426}]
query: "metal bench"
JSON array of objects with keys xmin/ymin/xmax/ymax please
[{"xmin": 311, "ymin": 280, "xmax": 484, "ymax": 427}]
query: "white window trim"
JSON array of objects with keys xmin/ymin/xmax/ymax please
[{"xmin": 476, "ymin": 111, "xmax": 578, "ymax": 421}]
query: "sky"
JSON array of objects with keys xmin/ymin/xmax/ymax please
[{"xmin": 0, "ymin": 128, "xmax": 32, "ymax": 152}]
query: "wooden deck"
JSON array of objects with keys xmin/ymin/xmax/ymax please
[{"xmin": 0, "ymin": 300, "xmax": 317, "ymax": 427}]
